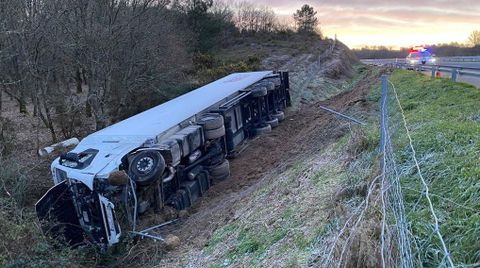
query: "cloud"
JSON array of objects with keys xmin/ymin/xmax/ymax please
[{"xmin": 231, "ymin": 0, "xmax": 480, "ymax": 47}]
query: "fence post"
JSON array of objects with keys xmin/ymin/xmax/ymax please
[
  {"xmin": 431, "ymin": 67, "xmax": 436, "ymax": 78},
  {"xmin": 379, "ymin": 75, "xmax": 388, "ymax": 154},
  {"xmin": 451, "ymin": 68, "xmax": 457, "ymax": 81}
]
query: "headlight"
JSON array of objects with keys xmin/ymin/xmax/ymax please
[{"xmin": 431, "ymin": 58, "xmax": 436, "ymax": 62}]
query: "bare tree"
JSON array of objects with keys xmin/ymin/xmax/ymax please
[
  {"xmin": 468, "ymin": 30, "xmax": 480, "ymax": 47},
  {"xmin": 234, "ymin": 2, "xmax": 276, "ymax": 34},
  {"xmin": 274, "ymin": 17, "xmax": 295, "ymax": 34},
  {"xmin": 0, "ymin": 0, "xmax": 192, "ymax": 141}
]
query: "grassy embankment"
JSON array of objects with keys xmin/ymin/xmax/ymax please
[
  {"xmin": 195, "ymin": 130, "xmax": 380, "ymax": 268},
  {"xmin": 197, "ymin": 69, "xmax": 480, "ymax": 267},
  {"xmin": 381, "ymin": 70, "xmax": 480, "ymax": 266}
]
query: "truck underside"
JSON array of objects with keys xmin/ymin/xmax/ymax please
[{"xmin": 36, "ymin": 71, "xmax": 291, "ymax": 249}]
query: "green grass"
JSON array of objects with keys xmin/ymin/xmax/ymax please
[
  {"xmin": 203, "ymin": 122, "xmax": 382, "ymax": 267},
  {"xmin": 203, "ymin": 69, "xmax": 479, "ymax": 267},
  {"xmin": 204, "ymin": 223, "xmax": 239, "ymax": 255},
  {"xmin": 386, "ymin": 70, "xmax": 480, "ymax": 266},
  {"xmin": 215, "ymin": 206, "xmax": 307, "ymax": 267}
]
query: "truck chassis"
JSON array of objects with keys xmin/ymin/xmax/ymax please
[{"xmin": 35, "ymin": 71, "xmax": 291, "ymax": 249}]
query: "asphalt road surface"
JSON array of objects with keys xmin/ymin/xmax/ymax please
[{"xmin": 362, "ymin": 57, "xmax": 480, "ymax": 88}]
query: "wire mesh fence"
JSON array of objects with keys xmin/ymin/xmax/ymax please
[
  {"xmin": 316, "ymin": 73, "xmax": 479, "ymax": 267},
  {"xmin": 379, "ymin": 75, "xmax": 455, "ymax": 268}
]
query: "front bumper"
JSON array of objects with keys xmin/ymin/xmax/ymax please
[
  {"xmin": 36, "ymin": 180, "xmax": 121, "ymax": 249},
  {"xmin": 408, "ymin": 59, "xmax": 436, "ymax": 65}
]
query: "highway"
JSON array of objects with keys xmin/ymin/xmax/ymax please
[{"xmin": 362, "ymin": 56, "xmax": 480, "ymax": 87}]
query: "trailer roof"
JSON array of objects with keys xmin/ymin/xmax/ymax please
[{"xmin": 85, "ymin": 71, "xmax": 273, "ymax": 142}]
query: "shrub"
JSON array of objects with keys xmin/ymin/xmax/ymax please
[{"xmin": 193, "ymin": 53, "xmax": 216, "ymax": 70}]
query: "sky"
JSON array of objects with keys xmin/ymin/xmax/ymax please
[{"xmin": 241, "ymin": 0, "xmax": 480, "ymax": 49}]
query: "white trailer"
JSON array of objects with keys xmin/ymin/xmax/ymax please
[{"xmin": 36, "ymin": 71, "xmax": 291, "ymax": 249}]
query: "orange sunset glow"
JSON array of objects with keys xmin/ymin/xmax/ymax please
[{"xmin": 242, "ymin": 0, "xmax": 480, "ymax": 48}]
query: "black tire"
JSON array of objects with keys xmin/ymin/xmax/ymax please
[
  {"xmin": 251, "ymin": 87, "xmax": 267, "ymax": 97},
  {"xmin": 198, "ymin": 113, "xmax": 224, "ymax": 130},
  {"xmin": 204, "ymin": 125, "xmax": 225, "ymax": 140},
  {"xmin": 129, "ymin": 150, "xmax": 165, "ymax": 186},
  {"xmin": 212, "ymin": 173, "xmax": 229, "ymax": 183},
  {"xmin": 266, "ymin": 118, "xmax": 279, "ymax": 128},
  {"xmin": 208, "ymin": 152, "xmax": 225, "ymax": 166},
  {"xmin": 271, "ymin": 111, "xmax": 285, "ymax": 122},
  {"xmin": 208, "ymin": 160, "xmax": 230, "ymax": 182},
  {"xmin": 252, "ymin": 124, "xmax": 272, "ymax": 136}
]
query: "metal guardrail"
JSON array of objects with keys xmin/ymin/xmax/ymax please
[
  {"xmin": 362, "ymin": 59, "xmax": 480, "ymax": 82},
  {"xmin": 362, "ymin": 56, "xmax": 480, "ymax": 64},
  {"xmin": 388, "ymin": 63, "xmax": 480, "ymax": 81},
  {"xmin": 439, "ymin": 56, "xmax": 480, "ymax": 62}
]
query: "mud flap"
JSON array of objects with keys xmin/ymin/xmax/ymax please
[{"xmin": 35, "ymin": 180, "xmax": 85, "ymax": 247}]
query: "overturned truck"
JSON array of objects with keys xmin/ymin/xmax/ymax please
[{"xmin": 36, "ymin": 71, "xmax": 291, "ymax": 249}]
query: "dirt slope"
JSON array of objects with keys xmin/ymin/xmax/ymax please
[{"xmin": 121, "ymin": 43, "xmax": 383, "ymax": 267}]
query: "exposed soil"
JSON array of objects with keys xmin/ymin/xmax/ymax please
[{"xmin": 129, "ymin": 60, "xmax": 385, "ymax": 266}]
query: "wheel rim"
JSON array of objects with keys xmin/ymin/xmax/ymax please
[{"xmin": 136, "ymin": 156, "xmax": 155, "ymax": 174}]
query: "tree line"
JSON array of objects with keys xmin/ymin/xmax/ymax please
[
  {"xmin": 354, "ymin": 30, "xmax": 480, "ymax": 59},
  {"xmin": 0, "ymin": 0, "xmax": 320, "ymax": 144},
  {"xmin": 354, "ymin": 44, "xmax": 480, "ymax": 59}
]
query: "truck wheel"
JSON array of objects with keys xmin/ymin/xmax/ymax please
[
  {"xmin": 198, "ymin": 113, "xmax": 224, "ymax": 130},
  {"xmin": 128, "ymin": 150, "xmax": 165, "ymax": 186},
  {"xmin": 208, "ymin": 152, "xmax": 225, "ymax": 166},
  {"xmin": 204, "ymin": 125, "xmax": 225, "ymax": 140},
  {"xmin": 251, "ymin": 87, "xmax": 267, "ymax": 98},
  {"xmin": 252, "ymin": 124, "xmax": 272, "ymax": 136},
  {"xmin": 271, "ymin": 111, "xmax": 285, "ymax": 122},
  {"xmin": 208, "ymin": 160, "xmax": 230, "ymax": 183},
  {"xmin": 266, "ymin": 118, "xmax": 279, "ymax": 128}
]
